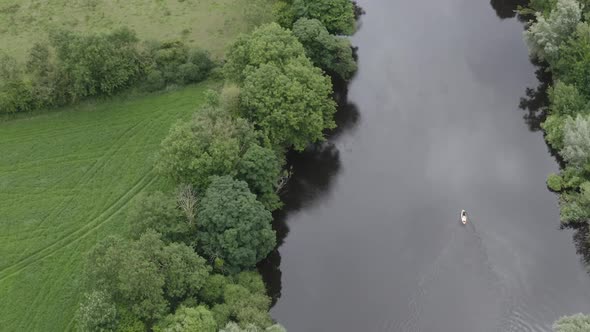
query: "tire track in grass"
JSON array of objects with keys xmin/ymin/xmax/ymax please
[
  {"xmin": 1, "ymin": 108, "xmax": 161, "ymax": 269},
  {"xmin": 0, "ymin": 118, "xmax": 150, "ymax": 263},
  {"xmin": 32, "ymin": 116, "xmax": 150, "ymax": 229},
  {"xmin": 0, "ymin": 171, "xmax": 157, "ymax": 282}
]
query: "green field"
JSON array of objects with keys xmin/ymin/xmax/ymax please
[
  {"xmin": 0, "ymin": 0, "xmax": 270, "ymax": 59},
  {"xmin": 0, "ymin": 84, "xmax": 212, "ymax": 331}
]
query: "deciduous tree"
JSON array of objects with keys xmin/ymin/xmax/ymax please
[{"xmin": 197, "ymin": 176, "xmax": 275, "ymax": 272}]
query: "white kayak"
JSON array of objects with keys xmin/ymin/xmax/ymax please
[{"xmin": 461, "ymin": 210, "xmax": 468, "ymax": 224}]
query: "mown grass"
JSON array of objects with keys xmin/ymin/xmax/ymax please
[
  {"xmin": 0, "ymin": 83, "xmax": 213, "ymax": 331},
  {"xmin": 0, "ymin": 0, "xmax": 272, "ymax": 59}
]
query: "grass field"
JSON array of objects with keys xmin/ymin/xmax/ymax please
[
  {"xmin": 0, "ymin": 83, "xmax": 212, "ymax": 331},
  {"xmin": 0, "ymin": 0, "xmax": 271, "ymax": 59}
]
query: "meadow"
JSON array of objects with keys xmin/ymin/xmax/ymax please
[
  {"xmin": 0, "ymin": 83, "xmax": 212, "ymax": 331},
  {"xmin": 0, "ymin": 0, "xmax": 272, "ymax": 59}
]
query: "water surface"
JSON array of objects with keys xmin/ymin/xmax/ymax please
[{"xmin": 263, "ymin": 0, "xmax": 590, "ymax": 331}]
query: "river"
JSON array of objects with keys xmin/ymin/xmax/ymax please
[{"xmin": 260, "ymin": 0, "xmax": 590, "ymax": 331}]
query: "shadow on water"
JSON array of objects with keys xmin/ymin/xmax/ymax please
[
  {"xmin": 489, "ymin": 0, "xmax": 529, "ymax": 21},
  {"xmin": 258, "ymin": 75, "xmax": 361, "ymax": 306},
  {"xmin": 519, "ymin": 59, "xmax": 552, "ymax": 132}
]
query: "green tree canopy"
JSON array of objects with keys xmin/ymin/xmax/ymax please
[
  {"xmin": 157, "ymin": 105, "xmax": 282, "ymax": 209},
  {"xmin": 555, "ymin": 22, "xmax": 590, "ymax": 95},
  {"xmin": 76, "ymin": 291, "xmax": 117, "ymax": 332},
  {"xmin": 157, "ymin": 107, "xmax": 258, "ymax": 189},
  {"xmin": 84, "ymin": 231, "xmax": 210, "ymax": 322},
  {"xmin": 238, "ymin": 145, "xmax": 283, "ymax": 210},
  {"xmin": 154, "ymin": 306, "xmax": 217, "ymax": 332},
  {"xmin": 50, "ymin": 27, "xmax": 146, "ymax": 101},
  {"xmin": 563, "ymin": 114, "xmax": 590, "ymax": 167},
  {"xmin": 127, "ymin": 191, "xmax": 187, "ymax": 241},
  {"xmin": 224, "ymin": 23, "xmax": 306, "ymax": 82},
  {"xmin": 241, "ymin": 59, "xmax": 336, "ymax": 151},
  {"xmin": 292, "ymin": 18, "xmax": 357, "ymax": 81},
  {"xmin": 554, "ymin": 314, "xmax": 590, "ymax": 332},
  {"xmin": 208, "ymin": 272, "xmax": 274, "ymax": 329},
  {"xmin": 549, "ymin": 81, "xmax": 588, "ymax": 116},
  {"xmin": 291, "ymin": 0, "xmax": 356, "ymax": 35},
  {"xmin": 197, "ymin": 176, "xmax": 276, "ymax": 272},
  {"xmin": 524, "ymin": 0, "xmax": 581, "ymax": 63}
]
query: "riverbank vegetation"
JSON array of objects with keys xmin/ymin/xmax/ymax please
[
  {"xmin": 76, "ymin": 0, "xmax": 360, "ymax": 328},
  {"xmin": 522, "ymin": 0, "xmax": 590, "ymax": 328},
  {"xmin": 0, "ymin": 0, "xmax": 359, "ymax": 329}
]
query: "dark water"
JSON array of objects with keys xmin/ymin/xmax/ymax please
[{"xmin": 261, "ymin": 0, "xmax": 590, "ymax": 331}]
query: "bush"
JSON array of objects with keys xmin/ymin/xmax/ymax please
[
  {"xmin": 547, "ymin": 173, "xmax": 564, "ymax": 191},
  {"xmin": 145, "ymin": 41, "xmax": 214, "ymax": 89},
  {"xmin": 50, "ymin": 27, "xmax": 146, "ymax": 101}
]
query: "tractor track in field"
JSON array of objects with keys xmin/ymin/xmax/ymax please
[
  {"xmin": 0, "ymin": 171, "xmax": 157, "ymax": 282},
  {"xmin": 0, "ymin": 111, "xmax": 163, "ymax": 279}
]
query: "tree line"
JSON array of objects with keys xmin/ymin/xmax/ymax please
[
  {"xmin": 523, "ymin": 0, "xmax": 590, "ymax": 329},
  {"xmin": 76, "ymin": 0, "xmax": 360, "ymax": 331},
  {"xmin": 0, "ymin": 29, "xmax": 214, "ymax": 114}
]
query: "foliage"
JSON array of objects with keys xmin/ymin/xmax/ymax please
[
  {"xmin": 200, "ymin": 274, "xmax": 232, "ymax": 305},
  {"xmin": 292, "ymin": 18, "xmax": 357, "ymax": 80},
  {"xmin": 157, "ymin": 103, "xmax": 282, "ymax": 209},
  {"xmin": 127, "ymin": 191, "xmax": 187, "ymax": 241},
  {"xmin": 554, "ymin": 313, "xmax": 590, "ymax": 332},
  {"xmin": 241, "ymin": 59, "xmax": 337, "ymax": 150},
  {"xmin": 524, "ymin": 0, "xmax": 581, "ymax": 62},
  {"xmin": 290, "ymin": 0, "xmax": 356, "ymax": 35},
  {"xmin": 224, "ymin": 23, "xmax": 306, "ymax": 82},
  {"xmin": 554, "ymin": 22, "xmax": 590, "ymax": 96},
  {"xmin": 547, "ymin": 173, "xmax": 565, "ymax": 191},
  {"xmin": 220, "ymin": 84, "xmax": 243, "ymax": 115},
  {"xmin": 0, "ymin": 84, "xmax": 210, "ymax": 332},
  {"xmin": 563, "ymin": 114, "xmax": 590, "ymax": 167},
  {"xmin": 116, "ymin": 307, "xmax": 146, "ymax": 332},
  {"xmin": 549, "ymin": 81, "xmax": 588, "ymax": 116},
  {"xmin": 237, "ymin": 145, "xmax": 283, "ymax": 210},
  {"xmin": 0, "ymin": 30, "xmax": 214, "ymax": 114},
  {"xmin": 197, "ymin": 176, "xmax": 276, "ymax": 272},
  {"xmin": 220, "ymin": 322, "xmax": 287, "ymax": 332},
  {"xmin": 157, "ymin": 106, "xmax": 258, "ymax": 189},
  {"xmin": 207, "ymin": 272, "xmax": 275, "ymax": 329},
  {"xmin": 84, "ymin": 231, "xmax": 210, "ymax": 323},
  {"xmin": 50, "ymin": 27, "xmax": 146, "ymax": 102},
  {"xmin": 560, "ymin": 182, "xmax": 590, "ymax": 223},
  {"xmin": 144, "ymin": 41, "xmax": 214, "ymax": 91},
  {"xmin": 76, "ymin": 291, "xmax": 117, "ymax": 332},
  {"xmin": 543, "ymin": 113, "xmax": 567, "ymax": 150},
  {"xmin": 154, "ymin": 306, "xmax": 217, "ymax": 332}
]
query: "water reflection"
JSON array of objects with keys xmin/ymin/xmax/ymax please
[
  {"xmin": 258, "ymin": 75, "xmax": 360, "ymax": 307},
  {"xmin": 519, "ymin": 59, "xmax": 552, "ymax": 132},
  {"xmin": 569, "ymin": 224, "xmax": 590, "ymax": 276},
  {"xmin": 490, "ymin": 0, "xmax": 528, "ymax": 20}
]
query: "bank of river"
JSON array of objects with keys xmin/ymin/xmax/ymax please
[{"xmin": 260, "ymin": 0, "xmax": 590, "ymax": 331}]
